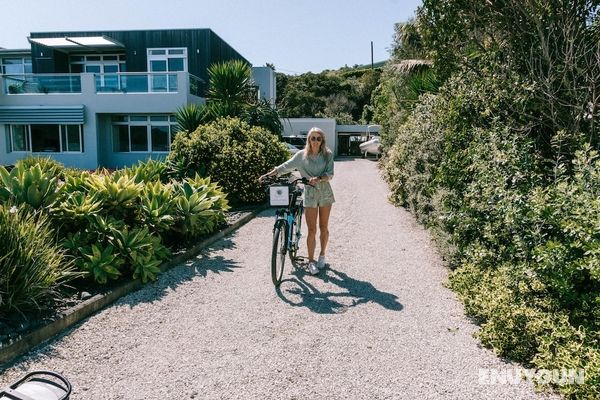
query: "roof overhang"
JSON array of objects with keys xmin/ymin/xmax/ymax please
[{"xmin": 28, "ymin": 36, "xmax": 124, "ymax": 52}]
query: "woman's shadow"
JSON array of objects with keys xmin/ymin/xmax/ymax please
[{"xmin": 276, "ymin": 264, "xmax": 403, "ymax": 314}]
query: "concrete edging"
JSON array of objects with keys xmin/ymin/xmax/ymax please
[{"xmin": 0, "ymin": 205, "xmax": 268, "ymax": 366}]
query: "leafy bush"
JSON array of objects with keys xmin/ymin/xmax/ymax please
[
  {"xmin": 0, "ymin": 204, "xmax": 78, "ymax": 315},
  {"xmin": 169, "ymin": 117, "xmax": 288, "ymax": 204},
  {"xmin": 379, "ymin": 54, "xmax": 599, "ymax": 397},
  {"xmin": 50, "ymin": 161, "xmax": 228, "ymax": 284},
  {"xmin": 0, "ymin": 163, "xmax": 61, "ymax": 209},
  {"xmin": 171, "ymin": 175, "xmax": 230, "ymax": 237}
]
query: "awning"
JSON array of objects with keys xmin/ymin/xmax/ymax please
[
  {"xmin": 28, "ymin": 36, "xmax": 124, "ymax": 52},
  {"xmin": 0, "ymin": 105, "xmax": 85, "ymax": 124}
]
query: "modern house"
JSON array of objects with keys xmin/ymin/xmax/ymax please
[{"xmin": 0, "ymin": 29, "xmax": 275, "ymax": 169}]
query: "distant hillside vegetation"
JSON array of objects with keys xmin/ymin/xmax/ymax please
[{"xmin": 275, "ymin": 64, "xmax": 383, "ymax": 124}]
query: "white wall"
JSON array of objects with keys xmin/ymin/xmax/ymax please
[
  {"xmin": 251, "ymin": 66, "xmax": 276, "ymax": 105},
  {"xmin": 0, "ymin": 72, "xmax": 201, "ymax": 169},
  {"xmin": 280, "ymin": 118, "xmax": 337, "ymax": 155}
]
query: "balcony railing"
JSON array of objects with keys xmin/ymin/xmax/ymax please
[
  {"xmin": 2, "ymin": 72, "xmax": 205, "ymax": 96},
  {"xmin": 188, "ymin": 73, "xmax": 206, "ymax": 97},
  {"xmin": 3, "ymin": 74, "xmax": 82, "ymax": 94},
  {"xmin": 95, "ymin": 72, "xmax": 179, "ymax": 93}
]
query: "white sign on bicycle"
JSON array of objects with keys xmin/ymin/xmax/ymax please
[{"xmin": 269, "ymin": 185, "xmax": 289, "ymax": 206}]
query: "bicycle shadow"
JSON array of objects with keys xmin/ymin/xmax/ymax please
[{"xmin": 275, "ymin": 264, "xmax": 403, "ymax": 314}]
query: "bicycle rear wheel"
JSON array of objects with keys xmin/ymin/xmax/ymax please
[{"xmin": 271, "ymin": 220, "xmax": 287, "ymax": 286}]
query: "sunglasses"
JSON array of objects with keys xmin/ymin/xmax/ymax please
[{"xmin": 310, "ymin": 136, "xmax": 322, "ymax": 142}]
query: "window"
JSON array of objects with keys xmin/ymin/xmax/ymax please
[
  {"xmin": 111, "ymin": 115, "xmax": 177, "ymax": 153},
  {"xmin": 1, "ymin": 57, "xmax": 32, "ymax": 75},
  {"xmin": 62, "ymin": 125, "xmax": 84, "ymax": 152},
  {"xmin": 31, "ymin": 125, "xmax": 60, "ymax": 152},
  {"xmin": 8, "ymin": 125, "xmax": 30, "ymax": 152},
  {"xmin": 69, "ymin": 54, "xmax": 126, "ymax": 74},
  {"xmin": 6, "ymin": 124, "xmax": 83, "ymax": 153},
  {"xmin": 147, "ymin": 48, "xmax": 187, "ymax": 92},
  {"xmin": 151, "ymin": 126, "xmax": 169, "ymax": 152}
]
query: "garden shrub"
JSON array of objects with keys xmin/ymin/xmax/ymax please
[
  {"xmin": 379, "ymin": 57, "xmax": 599, "ymax": 397},
  {"xmin": 0, "ymin": 204, "xmax": 78, "ymax": 315},
  {"xmin": 169, "ymin": 117, "xmax": 288, "ymax": 204}
]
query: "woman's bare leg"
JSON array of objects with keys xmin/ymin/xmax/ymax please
[
  {"xmin": 318, "ymin": 205, "xmax": 332, "ymax": 256},
  {"xmin": 305, "ymin": 207, "xmax": 318, "ymax": 262}
]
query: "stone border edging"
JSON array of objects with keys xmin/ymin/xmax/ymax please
[{"xmin": 0, "ymin": 205, "xmax": 268, "ymax": 367}]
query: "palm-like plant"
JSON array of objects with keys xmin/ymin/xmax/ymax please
[
  {"xmin": 208, "ymin": 60, "xmax": 253, "ymax": 111},
  {"xmin": 175, "ymin": 103, "xmax": 206, "ymax": 134}
]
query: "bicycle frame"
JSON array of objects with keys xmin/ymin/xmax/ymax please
[
  {"xmin": 275, "ymin": 184, "xmax": 303, "ymax": 253},
  {"xmin": 266, "ymin": 176, "xmax": 310, "ymax": 285}
]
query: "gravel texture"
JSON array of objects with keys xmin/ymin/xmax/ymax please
[{"xmin": 0, "ymin": 158, "xmax": 559, "ymax": 399}]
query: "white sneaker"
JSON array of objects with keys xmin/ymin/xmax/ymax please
[
  {"xmin": 307, "ymin": 261, "xmax": 319, "ymax": 275},
  {"xmin": 317, "ymin": 255, "xmax": 326, "ymax": 270}
]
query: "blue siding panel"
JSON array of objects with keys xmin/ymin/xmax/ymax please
[{"xmin": 0, "ymin": 105, "xmax": 85, "ymax": 123}]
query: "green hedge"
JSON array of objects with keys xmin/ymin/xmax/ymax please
[{"xmin": 379, "ymin": 63, "xmax": 600, "ymax": 398}]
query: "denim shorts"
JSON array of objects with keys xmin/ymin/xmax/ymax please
[{"xmin": 304, "ymin": 181, "xmax": 335, "ymax": 208}]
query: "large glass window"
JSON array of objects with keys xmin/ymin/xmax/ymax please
[
  {"xmin": 130, "ymin": 126, "xmax": 148, "ymax": 152},
  {"xmin": 31, "ymin": 125, "xmax": 61, "ymax": 153},
  {"xmin": 7, "ymin": 124, "xmax": 83, "ymax": 153},
  {"xmin": 62, "ymin": 125, "xmax": 84, "ymax": 152},
  {"xmin": 69, "ymin": 54, "xmax": 126, "ymax": 74},
  {"xmin": 113, "ymin": 125, "xmax": 129, "ymax": 152},
  {"xmin": 9, "ymin": 125, "xmax": 30, "ymax": 152},
  {"xmin": 111, "ymin": 115, "xmax": 176, "ymax": 153},
  {"xmin": 151, "ymin": 126, "xmax": 170, "ymax": 152}
]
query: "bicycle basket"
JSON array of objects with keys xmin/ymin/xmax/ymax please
[{"xmin": 269, "ymin": 185, "xmax": 289, "ymax": 206}]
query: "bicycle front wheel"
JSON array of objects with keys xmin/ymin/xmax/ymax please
[{"xmin": 271, "ymin": 220, "xmax": 287, "ymax": 286}]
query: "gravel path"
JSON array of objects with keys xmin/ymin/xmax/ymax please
[{"xmin": 0, "ymin": 159, "xmax": 559, "ymax": 399}]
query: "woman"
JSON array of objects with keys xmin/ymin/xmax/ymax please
[{"xmin": 259, "ymin": 127, "xmax": 335, "ymax": 275}]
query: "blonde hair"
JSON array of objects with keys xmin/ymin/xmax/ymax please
[{"xmin": 303, "ymin": 127, "xmax": 331, "ymax": 159}]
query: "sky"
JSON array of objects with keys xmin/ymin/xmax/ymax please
[{"xmin": 0, "ymin": 0, "xmax": 422, "ymax": 74}]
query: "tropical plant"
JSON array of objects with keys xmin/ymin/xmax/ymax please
[
  {"xmin": 86, "ymin": 173, "xmax": 142, "ymax": 217},
  {"xmin": 118, "ymin": 158, "xmax": 170, "ymax": 183},
  {"xmin": 172, "ymin": 180, "xmax": 223, "ymax": 237},
  {"xmin": 0, "ymin": 164, "xmax": 61, "ymax": 209},
  {"xmin": 76, "ymin": 243, "xmax": 123, "ymax": 284},
  {"xmin": 206, "ymin": 59, "xmax": 254, "ymax": 117},
  {"xmin": 137, "ymin": 180, "xmax": 176, "ymax": 234},
  {"xmin": 202, "ymin": 60, "xmax": 283, "ymax": 135},
  {"xmin": 175, "ymin": 103, "xmax": 206, "ymax": 134},
  {"xmin": 109, "ymin": 227, "xmax": 169, "ymax": 283},
  {"xmin": 0, "ymin": 204, "xmax": 79, "ymax": 315}
]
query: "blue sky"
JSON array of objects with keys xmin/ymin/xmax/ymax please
[{"xmin": 0, "ymin": 0, "xmax": 422, "ymax": 74}]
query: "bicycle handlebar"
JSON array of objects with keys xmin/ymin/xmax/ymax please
[{"xmin": 261, "ymin": 176, "xmax": 314, "ymax": 187}]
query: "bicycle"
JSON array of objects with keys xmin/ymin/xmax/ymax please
[{"xmin": 264, "ymin": 176, "xmax": 312, "ymax": 286}]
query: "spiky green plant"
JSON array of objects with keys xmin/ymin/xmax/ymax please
[
  {"xmin": 0, "ymin": 164, "xmax": 61, "ymax": 209},
  {"xmin": 175, "ymin": 103, "xmax": 207, "ymax": 134},
  {"xmin": 207, "ymin": 60, "xmax": 253, "ymax": 103},
  {"xmin": 0, "ymin": 204, "xmax": 79, "ymax": 315}
]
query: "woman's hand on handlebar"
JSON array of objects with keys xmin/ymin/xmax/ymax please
[{"xmin": 308, "ymin": 177, "xmax": 319, "ymax": 186}]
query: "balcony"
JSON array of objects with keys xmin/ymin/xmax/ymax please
[
  {"xmin": 2, "ymin": 72, "xmax": 205, "ymax": 97},
  {"xmin": 3, "ymin": 74, "xmax": 82, "ymax": 94}
]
